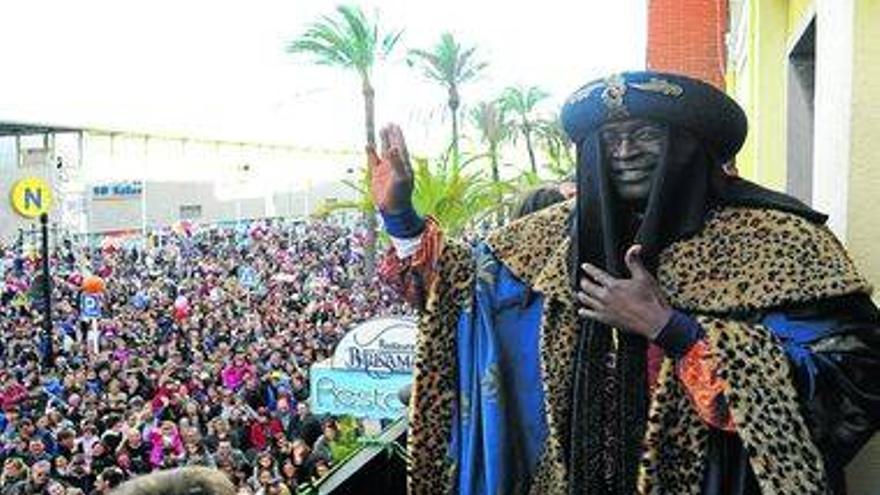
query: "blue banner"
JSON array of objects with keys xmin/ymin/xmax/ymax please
[{"xmin": 309, "ymin": 366, "xmax": 412, "ymax": 420}]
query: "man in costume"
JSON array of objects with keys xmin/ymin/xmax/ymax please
[{"xmin": 371, "ymin": 72, "xmax": 880, "ymax": 494}]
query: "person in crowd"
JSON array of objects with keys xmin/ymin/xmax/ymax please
[
  {"xmin": 94, "ymin": 467, "xmax": 125, "ymax": 494},
  {"xmin": 289, "ymin": 439, "xmax": 316, "ymax": 486},
  {"xmin": 512, "ymin": 185, "xmax": 567, "ymax": 220},
  {"xmin": 290, "ymin": 403, "xmax": 321, "ymax": 448},
  {"xmin": 108, "ymin": 466, "xmax": 236, "ymax": 495},
  {"xmin": 0, "ymin": 218, "xmax": 406, "ymax": 492},
  {"xmin": 311, "ymin": 419, "xmax": 338, "ymax": 463},
  {"xmin": 278, "ymin": 459, "xmax": 297, "ymax": 492},
  {"xmin": 4, "ymin": 459, "xmax": 51, "ymax": 494},
  {"xmin": 0, "ymin": 458, "xmax": 28, "ymax": 493}
]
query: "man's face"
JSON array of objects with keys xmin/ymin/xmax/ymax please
[
  {"xmin": 31, "ymin": 462, "xmax": 50, "ymax": 485},
  {"xmin": 29, "ymin": 439, "xmax": 45, "ymax": 456},
  {"xmin": 126, "ymin": 430, "xmax": 141, "ymax": 446},
  {"xmin": 599, "ymin": 118, "xmax": 667, "ymax": 202},
  {"xmin": 292, "ymin": 440, "xmax": 308, "ymax": 457},
  {"xmin": 61, "ymin": 435, "xmax": 76, "ymax": 449},
  {"xmin": 3, "ymin": 459, "xmax": 22, "ymax": 477},
  {"xmin": 259, "ymin": 470, "xmax": 272, "ymax": 486},
  {"xmin": 20, "ymin": 420, "xmax": 35, "ymax": 437},
  {"xmin": 218, "ymin": 441, "xmax": 232, "ymax": 457}
]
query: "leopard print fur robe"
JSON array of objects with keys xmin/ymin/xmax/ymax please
[{"xmin": 407, "ymin": 200, "xmax": 871, "ymax": 495}]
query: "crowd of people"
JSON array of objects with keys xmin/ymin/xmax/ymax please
[{"xmin": 0, "ymin": 217, "xmax": 407, "ymax": 494}]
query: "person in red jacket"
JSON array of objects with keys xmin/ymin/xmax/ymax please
[{"xmin": 246, "ymin": 407, "xmax": 282, "ymax": 454}]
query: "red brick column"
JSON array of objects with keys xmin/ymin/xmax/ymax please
[{"xmin": 646, "ymin": 0, "xmax": 728, "ymax": 89}]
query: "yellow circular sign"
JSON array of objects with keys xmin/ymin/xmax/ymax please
[{"xmin": 10, "ymin": 177, "xmax": 53, "ymax": 218}]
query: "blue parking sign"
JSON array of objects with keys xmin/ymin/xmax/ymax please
[
  {"xmin": 239, "ymin": 266, "xmax": 258, "ymax": 289},
  {"xmin": 81, "ymin": 293, "xmax": 102, "ymax": 319}
]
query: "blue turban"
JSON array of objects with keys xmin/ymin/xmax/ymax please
[{"xmin": 561, "ymin": 71, "xmax": 747, "ymax": 163}]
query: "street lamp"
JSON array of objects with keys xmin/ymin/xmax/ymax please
[
  {"xmin": 39, "ymin": 213, "xmax": 53, "ymax": 368},
  {"xmin": 236, "ymin": 163, "xmax": 251, "ymax": 225}
]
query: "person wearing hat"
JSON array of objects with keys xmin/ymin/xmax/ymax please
[{"xmin": 371, "ymin": 72, "xmax": 880, "ymax": 494}]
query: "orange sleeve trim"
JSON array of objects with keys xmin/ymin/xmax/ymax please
[
  {"xmin": 378, "ymin": 217, "xmax": 443, "ymax": 309},
  {"xmin": 409, "ymin": 218, "xmax": 442, "ymax": 271},
  {"xmin": 677, "ymin": 339, "xmax": 736, "ymax": 432}
]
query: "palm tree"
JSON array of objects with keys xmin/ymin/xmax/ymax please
[
  {"xmin": 499, "ymin": 85, "xmax": 549, "ymax": 174},
  {"xmin": 408, "ymin": 32, "xmax": 488, "ymax": 169},
  {"xmin": 534, "ymin": 115, "xmax": 575, "ymax": 179},
  {"xmin": 469, "ymin": 101, "xmax": 511, "ymax": 224},
  {"xmin": 410, "ymin": 156, "xmax": 499, "ymax": 236},
  {"xmin": 317, "ymin": 153, "xmax": 502, "ymax": 237},
  {"xmin": 469, "ymin": 101, "xmax": 508, "ymax": 185},
  {"xmin": 287, "ymin": 5, "xmax": 402, "ymax": 275}
]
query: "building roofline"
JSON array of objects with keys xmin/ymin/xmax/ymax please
[{"xmin": 0, "ymin": 119, "xmax": 359, "ymax": 155}]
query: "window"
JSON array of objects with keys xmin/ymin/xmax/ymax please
[
  {"xmin": 180, "ymin": 204, "xmax": 202, "ymax": 220},
  {"xmin": 0, "ymin": 137, "xmax": 16, "ymax": 170},
  {"xmin": 786, "ymin": 18, "xmax": 816, "ymax": 205}
]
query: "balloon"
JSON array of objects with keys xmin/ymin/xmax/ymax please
[
  {"xmin": 172, "ymin": 295, "xmax": 190, "ymax": 321},
  {"xmin": 173, "ymin": 307, "xmax": 189, "ymax": 321},
  {"xmin": 173, "ymin": 295, "xmax": 189, "ymax": 310},
  {"xmin": 81, "ymin": 275, "xmax": 105, "ymax": 294}
]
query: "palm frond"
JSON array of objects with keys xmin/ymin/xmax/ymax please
[
  {"xmin": 408, "ymin": 32, "xmax": 487, "ymax": 89},
  {"xmin": 287, "ymin": 4, "xmax": 400, "ymax": 75},
  {"xmin": 381, "ymin": 29, "xmax": 404, "ymax": 58},
  {"xmin": 469, "ymin": 101, "xmax": 510, "ymax": 145},
  {"xmin": 408, "ymin": 155, "xmax": 521, "ymax": 235}
]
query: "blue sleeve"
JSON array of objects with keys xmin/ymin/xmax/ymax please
[
  {"xmin": 760, "ymin": 294, "xmax": 880, "ymax": 469},
  {"xmin": 380, "ymin": 206, "xmax": 425, "ymax": 238},
  {"xmin": 653, "ymin": 310, "xmax": 704, "ymax": 358}
]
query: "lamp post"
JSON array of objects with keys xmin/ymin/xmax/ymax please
[{"xmin": 39, "ymin": 213, "xmax": 53, "ymax": 368}]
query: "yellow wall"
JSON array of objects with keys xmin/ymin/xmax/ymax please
[
  {"xmin": 731, "ymin": 0, "xmax": 791, "ymax": 190},
  {"xmin": 787, "ymin": 0, "xmax": 815, "ymax": 35},
  {"xmin": 731, "ymin": 5, "xmax": 756, "ymax": 179},
  {"xmin": 847, "ymin": 0, "xmax": 880, "ymax": 293},
  {"xmin": 730, "ymin": 0, "xmax": 821, "ymax": 189},
  {"xmin": 731, "ymin": 0, "xmax": 880, "ymax": 288}
]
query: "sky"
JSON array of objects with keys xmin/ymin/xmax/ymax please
[{"xmin": 0, "ymin": 0, "xmax": 646, "ymax": 181}]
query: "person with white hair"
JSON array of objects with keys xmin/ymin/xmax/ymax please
[{"xmin": 109, "ymin": 467, "xmax": 235, "ymax": 495}]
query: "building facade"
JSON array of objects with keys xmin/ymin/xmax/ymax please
[
  {"xmin": 648, "ymin": 0, "xmax": 879, "ymax": 490},
  {"xmin": 0, "ymin": 123, "xmax": 358, "ymax": 242},
  {"xmin": 724, "ymin": 0, "xmax": 879, "ymax": 296}
]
